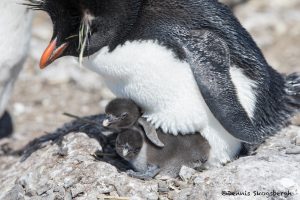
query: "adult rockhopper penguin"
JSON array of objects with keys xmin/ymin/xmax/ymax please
[{"xmin": 27, "ymin": 0, "xmax": 300, "ymax": 166}]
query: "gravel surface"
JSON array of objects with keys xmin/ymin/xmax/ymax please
[{"xmin": 0, "ymin": 119, "xmax": 299, "ymax": 200}]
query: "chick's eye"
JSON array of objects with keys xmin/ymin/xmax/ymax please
[
  {"xmin": 133, "ymin": 148, "xmax": 140, "ymax": 153},
  {"xmin": 121, "ymin": 112, "xmax": 128, "ymax": 119}
]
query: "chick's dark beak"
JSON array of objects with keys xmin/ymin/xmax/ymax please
[{"xmin": 40, "ymin": 37, "xmax": 68, "ymax": 69}]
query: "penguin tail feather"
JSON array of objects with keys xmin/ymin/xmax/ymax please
[{"xmin": 285, "ymin": 72, "xmax": 300, "ymax": 110}]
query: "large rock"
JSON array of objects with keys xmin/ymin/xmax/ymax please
[{"xmin": 0, "ymin": 118, "xmax": 299, "ymax": 200}]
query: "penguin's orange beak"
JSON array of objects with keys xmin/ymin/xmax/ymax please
[{"xmin": 40, "ymin": 38, "xmax": 68, "ymax": 69}]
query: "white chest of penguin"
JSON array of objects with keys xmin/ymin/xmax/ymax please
[{"xmin": 84, "ymin": 40, "xmax": 241, "ymax": 165}]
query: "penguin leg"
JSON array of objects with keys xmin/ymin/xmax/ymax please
[
  {"xmin": 0, "ymin": 111, "xmax": 13, "ymax": 139},
  {"xmin": 0, "ymin": 61, "xmax": 24, "ymax": 139},
  {"xmin": 127, "ymin": 164, "xmax": 160, "ymax": 180}
]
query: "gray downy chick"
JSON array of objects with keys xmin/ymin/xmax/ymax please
[
  {"xmin": 116, "ymin": 128, "xmax": 210, "ymax": 179},
  {"xmin": 103, "ymin": 98, "xmax": 164, "ymax": 147}
]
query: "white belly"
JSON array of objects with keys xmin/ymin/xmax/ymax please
[
  {"xmin": 84, "ymin": 40, "xmax": 241, "ymax": 165},
  {"xmin": 0, "ymin": 0, "xmax": 32, "ymax": 115}
]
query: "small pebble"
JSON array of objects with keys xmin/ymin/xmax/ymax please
[
  {"xmin": 295, "ymin": 136, "xmax": 300, "ymax": 146},
  {"xmin": 70, "ymin": 185, "xmax": 85, "ymax": 198},
  {"xmin": 179, "ymin": 166, "xmax": 197, "ymax": 182},
  {"xmin": 286, "ymin": 147, "xmax": 300, "ymax": 155},
  {"xmin": 193, "ymin": 176, "xmax": 204, "ymax": 185},
  {"xmin": 13, "ymin": 103, "xmax": 26, "ymax": 116},
  {"xmin": 278, "ymin": 178, "xmax": 296, "ymax": 189},
  {"xmin": 158, "ymin": 182, "xmax": 169, "ymax": 193},
  {"xmin": 2, "ymin": 185, "xmax": 25, "ymax": 200},
  {"xmin": 53, "ymin": 148, "xmax": 68, "ymax": 157},
  {"xmin": 64, "ymin": 191, "xmax": 72, "ymax": 200},
  {"xmin": 158, "ymin": 196, "xmax": 169, "ymax": 200},
  {"xmin": 174, "ymin": 180, "xmax": 189, "ymax": 189},
  {"xmin": 168, "ymin": 191, "xmax": 178, "ymax": 199},
  {"xmin": 109, "ymin": 191, "xmax": 119, "ymax": 197},
  {"xmin": 96, "ymin": 183, "xmax": 114, "ymax": 194}
]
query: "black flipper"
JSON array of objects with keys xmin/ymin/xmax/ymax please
[
  {"xmin": 185, "ymin": 30, "xmax": 262, "ymax": 143},
  {"xmin": 138, "ymin": 118, "xmax": 165, "ymax": 148}
]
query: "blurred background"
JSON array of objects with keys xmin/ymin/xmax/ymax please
[{"xmin": 2, "ymin": 0, "xmax": 300, "ymax": 149}]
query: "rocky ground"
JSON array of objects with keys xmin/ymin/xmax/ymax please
[
  {"xmin": 0, "ymin": 118, "xmax": 299, "ymax": 200},
  {"xmin": 0, "ymin": 0, "xmax": 300, "ymax": 199}
]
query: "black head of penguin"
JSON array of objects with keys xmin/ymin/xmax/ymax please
[
  {"xmin": 115, "ymin": 129, "xmax": 143, "ymax": 161},
  {"xmin": 104, "ymin": 98, "xmax": 141, "ymax": 129},
  {"xmin": 26, "ymin": 0, "xmax": 141, "ymax": 68}
]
